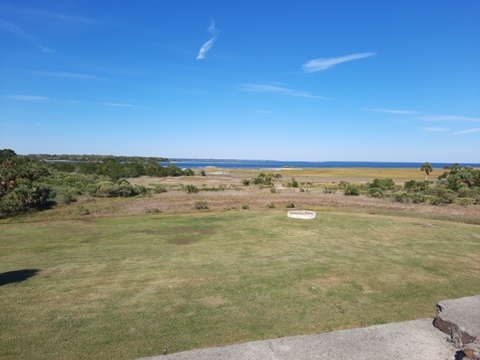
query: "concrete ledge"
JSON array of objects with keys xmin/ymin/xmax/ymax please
[
  {"xmin": 139, "ymin": 319, "xmax": 456, "ymax": 360},
  {"xmin": 434, "ymin": 295, "xmax": 480, "ymax": 359}
]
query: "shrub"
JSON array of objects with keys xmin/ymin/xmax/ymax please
[
  {"xmin": 243, "ymin": 179, "xmax": 250, "ymax": 186},
  {"xmin": 427, "ymin": 188, "xmax": 456, "ymax": 204},
  {"xmin": 367, "ymin": 187, "xmax": 384, "ymax": 198},
  {"xmin": 266, "ymin": 202, "xmax": 275, "ymax": 208},
  {"xmin": 457, "ymin": 186, "xmax": 480, "ymax": 198},
  {"xmin": 57, "ymin": 194, "xmax": 77, "ymax": 205},
  {"xmin": 344, "ymin": 184, "xmax": 359, "ymax": 196},
  {"xmin": 75, "ymin": 206, "xmax": 90, "ymax": 215},
  {"xmin": 242, "ymin": 204, "xmax": 250, "ymax": 210},
  {"xmin": 153, "ymin": 185, "xmax": 167, "ymax": 194},
  {"xmin": 270, "ymin": 188, "xmax": 276, "ymax": 193},
  {"xmin": 185, "ymin": 185, "xmax": 199, "ymax": 194},
  {"xmin": 404, "ymin": 180, "xmax": 429, "ymax": 192},
  {"xmin": 193, "ymin": 201, "xmax": 208, "ymax": 210},
  {"xmin": 457, "ymin": 198, "xmax": 473, "ymax": 206},
  {"xmin": 369, "ymin": 178, "xmax": 395, "ymax": 191},
  {"xmin": 286, "ymin": 202, "xmax": 295, "ymax": 208},
  {"xmin": 287, "ymin": 178, "xmax": 299, "ymax": 188},
  {"xmin": 394, "ymin": 193, "xmax": 426, "ymax": 204},
  {"xmin": 338, "ymin": 181, "xmax": 350, "ymax": 189}
]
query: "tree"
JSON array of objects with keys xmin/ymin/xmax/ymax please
[
  {"xmin": 438, "ymin": 164, "xmax": 480, "ymax": 191},
  {"xmin": 420, "ymin": 162, "xmax": 433, "ymax": 180},
  {"xmin": 1, "ymin": 150, "xmax": 52, "ymax": 215}
]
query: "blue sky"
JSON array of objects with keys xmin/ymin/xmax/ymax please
[{"xmin": 1, "ymin": 0, "xmax": 479, "ymax": 162}]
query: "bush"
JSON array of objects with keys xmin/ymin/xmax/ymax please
[
  {"xmin": 75, "ymin": 205, "xmax": 90, "ymax": 215},
  {"xmin": 185, "ymin": 185, "xmax": 199, "ymax": 194},
  {"xmin": 457, "ymin": 198, "xmax": 473, "ymax": 206},
  {"xmin": 393, "ymin": 193, "xmax": 426, "ymax": 204},
  {"xmin": 193, "ymin": 201, "xmax": 208, "ymax": 210},
  {"xmin": 344, "ymin": 184, "xmax": 359, "ymax": 196},
  {"xmin": 266, "ymin": 202, "xmax": 275, "ymax": 208},
  {"xmin": 153, "ymin": 185, "xmax": 167, "ymax": 194},
  {"xmin": 57, "ymin": 193, "xmax": 77, "ymax": 205},
  {"xmin": 369, "ymin": 178, "xmax": 395, "ymax": 191},
  {"xmin": 287, "ymin": 178, "xmax": 299, "ymax": 188},
  {"xmin": 242, "ymin": 179, "xmax": 250, "ymax": 186},
  {"xmin": 242, "ymin": 204, "xmax": 250, "ymax": 210},
  {"xmin": 270, "ymin": 188, "xmax": 276, "ymax": 193},
  {"xmin": 367, "ymin": 187, "xmax": 384, "ymax": 198},
  {"xmin": 404, "ymin": 180, "xmax": 429, "ymax": 192},
  {"xmin": 426, "ymin": 188, "xmax": 456, "ymax": 204},
  {"xmin": 457, "ymin": 186, "xmax": 479, "ymax": 199},
  {"xmin": 286, "ymin": 202, "xmax": 295, "ymax": 208}
]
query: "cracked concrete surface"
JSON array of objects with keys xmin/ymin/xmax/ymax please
[{"xmin": 139, "ymin": 318, "xmax": 457, "ymax": 360}]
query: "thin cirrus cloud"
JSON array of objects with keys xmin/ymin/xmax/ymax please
[
  {"xmin": 241, "ymin": 83, "xmax": 324, "ymax": 99},
  {"xmin": 422, "ymin": 127, "xmax": 449, "ymax": 132},
  {"xmin": 102, "ymin": 103, "xmax": 146, "ymax": 109},
  {"xmin": 37, "ymin": 45, "xmax": 55, "ymax": 54},
  {"xmin": 417, "ymin": 115, "xmax": 480, "ymax": 123},
  {"xmin": 453, "ymin": 128, "xmax": 480, "ymax": 135},
  {"xmin": 5, "ymin": 95, "xmax": 48, "ymax": 101},
  {"xmin": 34, "ymin": 71, "xmax": 96, "ymax": 79},
  {"xmin": 303, "ymin": 52, "xmax": 375, "ymax": 73},
  {"xmin": 365, "ymin": 108, "xmax": 418, "ymax": 115},
  {"xmin": 196, "ymin": 20, "xmax": 220, "ymax": 60},
  {"xmin": 0, "ymin": 19, "xmax": 55, "ymax": 53},
  {"xmin": 0, "ymin": 19, "xmax": 33, "ymax": 40}
]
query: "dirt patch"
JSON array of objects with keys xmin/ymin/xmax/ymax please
[{"xmin": 168, "ymin": 237, "xmax": 199, "ymax": 245}]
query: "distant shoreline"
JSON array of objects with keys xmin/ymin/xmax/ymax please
[{"xmin": 161, "ymin": 160, "xmax": 480, "ymax": 170}]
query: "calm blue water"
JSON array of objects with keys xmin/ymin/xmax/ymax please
[{"xmin": 160, "ymin": 160, "xmax": 480, "ymax": 169}]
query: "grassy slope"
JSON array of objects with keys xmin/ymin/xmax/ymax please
[{"xmin": 1, "ymin": 210, "xmax": 479, "ymax": 359}]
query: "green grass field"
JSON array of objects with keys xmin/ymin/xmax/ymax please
[{"xmin": 1, "ymin": 210, "xmax": 479, "ymax": 359}]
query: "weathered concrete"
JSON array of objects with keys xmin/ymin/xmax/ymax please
[
  {"xmin": 138, "ymin": 295, "xmax": 480, "ymax": 360},
  {"xmin": 434, "ymin": 295, "xmax": 480, "ymax": 346},
  {"xmin": 139, "ymin": 319, "xmax": 456, "ymax": 360}
]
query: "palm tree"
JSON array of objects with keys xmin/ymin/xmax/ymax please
[{"xmin": 420, "ymin": 162, "xmax": 433, "ymax": 180}]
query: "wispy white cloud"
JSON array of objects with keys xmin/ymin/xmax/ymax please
[
  {"xmin": 241, "ymin": 83, "xmax": 324, "ymax": 99},
  {"xmin": 34, "ymin": 71, "xmax": 96, "ymax": 79},
  {"xmin": 102, "ymin": 103, "xmax": 145, "ymax": 108},
  {"xmin": 33, "ymin": 9, "xmax": 98, "ymax": 24},
  {"xmin": 0, "ymin": 19, "xmax": 33, "ymax": 40},
  {"xmin": 422, "ymin": 127, "xmax": 449, "ymax": 132},
  {"xmin": 303, "ymin": 52, "xmax": 375, "ymax": 73},
  {"xmin": 2, "ymin": 4, "xmax": 98, "ymax": 25},
  {"xmin": 196, "ymin": 20, "xmax": 220, "ymax": 60},
  {"xmin": 0, "ymin": 19, "xmax": 55, "ymax": 53},
  {"xmin": 37, "ymin": 45, "xmax": 55, "ymax": 54},
  {"xmin": 417, "ymin": 115, "xmax": 480, "ymax": 123},
  {"xmin": 5, "ymin": 95, "xmax": 48, "ymax": 101},
  {"xmin": 365, "ymin": 108, "xmax": 418, "ymax": 115},
  {"xmin": 453, "ymin": 128, "xmax": 480, "ymax": 135}
]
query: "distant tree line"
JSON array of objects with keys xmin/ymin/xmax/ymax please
[
  {"xmin": 27, "ymin": 154, "xmax": 169, "ymax": 163},
  {"xmin": 48, "ymin": 158, "xmax": 194, "ymax": 180},
  {"xmin": 1, "ymin": 149, "xmax": 194, "ymax": 217},
  {"xmin": 342, "ymin": 164, "xmax": 480, "ymax": 206}
]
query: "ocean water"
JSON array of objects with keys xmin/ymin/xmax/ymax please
[{"xmin": 160, "ymin": 160, "xmax": 480, "ymax": 169}]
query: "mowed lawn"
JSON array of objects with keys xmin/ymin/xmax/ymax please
[{"xmin": 1, "ymin": 211, "xmax": 479, "ymax": 359}]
